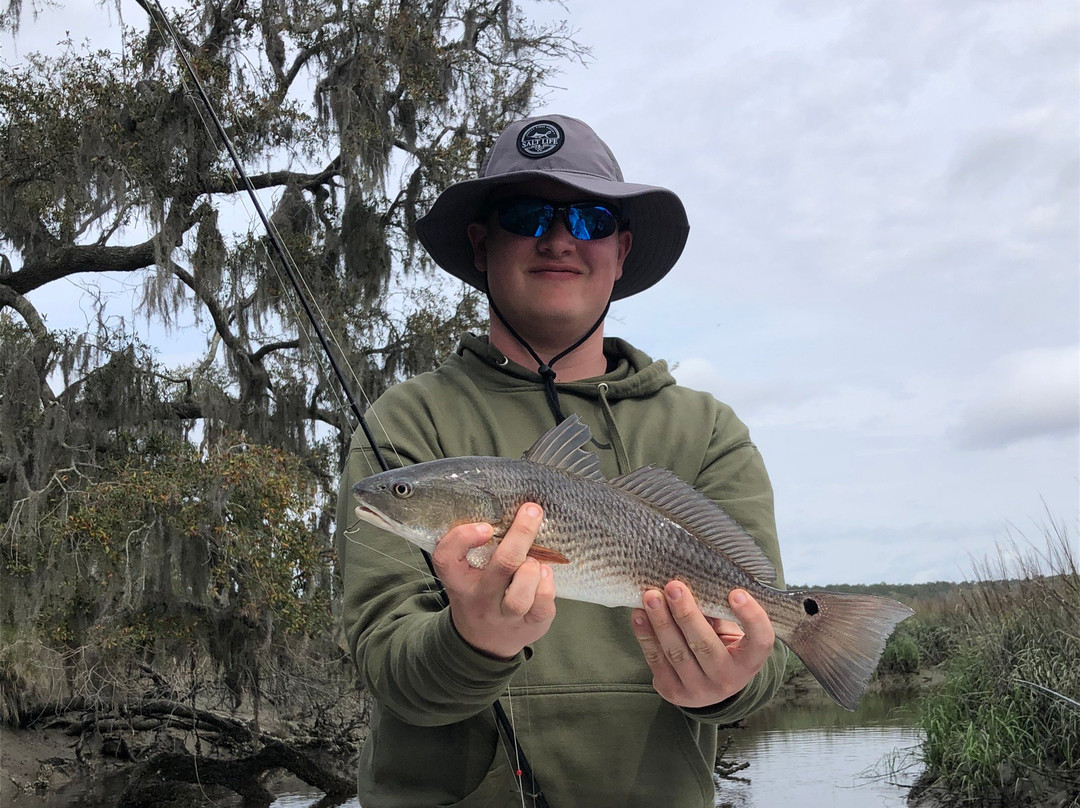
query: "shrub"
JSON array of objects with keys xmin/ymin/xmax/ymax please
[
  {"xmin": 879, "ymin": 632, "xmax": 920, "ymax": 676},
  {"xmin": 913, "ymin": 523, "xmax": 1080, "ymax": 806}
]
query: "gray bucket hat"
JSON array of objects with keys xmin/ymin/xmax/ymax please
[{"xmin": 415, "ymin": 114, "xmax": 689, "ymax": 301}]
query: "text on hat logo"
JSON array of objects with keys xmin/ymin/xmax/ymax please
[{"xmin": 517, "ymin": 121, "xmax": 565, "ymax": 158}]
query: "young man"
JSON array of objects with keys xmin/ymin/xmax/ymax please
[{"xmin": 337, "ymin": 115, "xmax": 787, "ymax": 808}]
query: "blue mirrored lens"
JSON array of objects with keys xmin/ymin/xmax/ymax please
[
  {"xmin": 566, "ymin": 206, "xmax": 618, "ymax": 239},
  {"xmin": 498, "ymin": 200, "xmax": 554, "ymax": 238},
  {"xmin": 496, "ymin": 198, "xmax": 620, "ymax": 240}
]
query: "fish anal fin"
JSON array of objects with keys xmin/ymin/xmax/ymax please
[
  {"xmin": 610, "ymin": 466, "xmax": 778, "ymax": 582},
  {"xmin": 522, "ymin": 415, "xmax": 606, "ymax": 482},
  {"xmin": 527, "ymin": 545, "xmax": 570, "ymax": 564}
]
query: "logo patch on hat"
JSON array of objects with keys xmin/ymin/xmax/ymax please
[{"xmin": 517, "ymin": 121, "xmax": 564, "ymax": 158}]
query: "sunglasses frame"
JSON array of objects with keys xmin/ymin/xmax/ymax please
[{"xmin": 492, "ymin": 196, "xmax": 626, "ymax": 241}]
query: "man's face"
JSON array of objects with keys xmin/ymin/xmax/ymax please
[{"xmin": 466, "ymin": 179, "xmax": 633, "ymax": 343}]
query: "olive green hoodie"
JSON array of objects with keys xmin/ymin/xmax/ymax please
[{"xmin": 336, "ymin": 334, "xmax": 787, "ymax": 808}]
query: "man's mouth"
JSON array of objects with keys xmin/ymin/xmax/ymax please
[{"xmin": 530, "ymin": 265, "xmax": 580, "ymax": 276}]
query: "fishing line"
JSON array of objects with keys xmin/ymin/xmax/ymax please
[
  {"xmin": 145, "ymin": 0, "xmax": 390, "ymax": 472},
  {"xmin": 339, "ymin": 523, "xmax": 432, "ymax": 579},
  {"xmin": 142, "ymin": 0, "xmax": 449, "ymax": 600},
  {"xmin": 144, "ymin": 4, "xmax": 548, "ymax": 804},
  {"xmin": 501, "ymin": 684, "xmax": 526, "ymax": 808},
  {"xmin": 140, "ymin": 3, "xmax": 436, "ymax": 586}
]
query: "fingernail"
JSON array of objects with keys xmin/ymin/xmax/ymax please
[
  {"xmin": 540, "ymin": 565, "xmax": 551, "ymax": 579},
  {"xmin": 731, "ymin": 590, "xmax": 747, "ymax": 606},
  {"xmin": 525, "ymin": 504, "xmax": 541, "ymax": 518},
  {"xmin": 633, "ymin": 614, "xmax": 645, "ymax": 626},
  {"xmin": 476, "ymin": 523, "xmax": 493, "ymax": 538},
  {"xmin": 666, "ymin": 586, "xmax": 682, "ymax": 601},
  {"xmin": 646, "ymin": 595, "xmax": 662, "ymax": 610}
]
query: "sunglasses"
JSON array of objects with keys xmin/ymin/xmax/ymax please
[{"xmin": 494, "ymin": 197, "xmax": 624, "ymax": 241}]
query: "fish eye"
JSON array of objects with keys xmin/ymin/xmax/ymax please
[{"xmin": 392, "ymin": 482, "xmax": 413, "ymax": 498}]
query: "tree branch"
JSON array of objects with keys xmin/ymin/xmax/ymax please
[
  {"xmin": 125, "ymin": 739, "xmax": 352, "ymax": 804},
  {"xmin": 252, "ymin": 339, "xmax": 300, "ymax": 363},
  {"xmin": 3, "ymin": 239, "xmax": 158, "ymax": 296},
  {"xmin": 0, "ymin": 283, "xmax": 58, "ymax": 394},
  {"xmin": 203, "ymin": 160, "xmax": 341, "ymax": 196},
  {"xmin": 170, "ymin": 264, "xmax": 245, "ymax": 356},
  {"xmin": 0, "ymin": 283, "xmax": 49, "ymax": 342}
]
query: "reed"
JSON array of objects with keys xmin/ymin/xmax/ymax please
[{"xmin": 913, "ymin": 519, "xmax": 1080, "ymax": 807}]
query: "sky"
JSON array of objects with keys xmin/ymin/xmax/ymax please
[{"xmin": 5, "ymin": 1, "xmax": 1078, "ymax": 585}]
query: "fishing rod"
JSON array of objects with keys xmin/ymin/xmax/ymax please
[
  {"xmin": 145, "ymin": 3, "xmax": 549, "ymax": 805},
  {"xmin": 141, "ymin": 0, "xmax": 385, "ymax": 472}
]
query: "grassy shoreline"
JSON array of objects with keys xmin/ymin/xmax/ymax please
[
  {"xmin": 908, "ymin": 528, "xmax": 1079, "ymax": 808},
  {"xmin": 779, "ymin": 526, "xmax": 1079, "ymax": 808}
]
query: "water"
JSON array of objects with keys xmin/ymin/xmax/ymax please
[
  {"xmin": 8, "ymin": 689, "xmax": 918, "ymax": 807},
  {"xmin": 714, "ymin": 691, "xmax": 923, "ymax": 808},
  {"xmin": 270, "ymin": 690, "xmax": 923, "ymax": 808}
]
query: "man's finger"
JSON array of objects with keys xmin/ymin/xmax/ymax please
[
  {"xmin": 726, "ymin": 589, "xmax": 776, "ymax": 663},
  {"xmin": 529, "ymin": 563, "xmax": 556, "ymax": 622},
  {"xmin": 709, "ymin": 617, "xmax": 743, "ymax": 637},
  {"xmin": 501, "ymin": 557, "xmax": 542, "ymax": 616},
  {"xmin": 640, "ymin": 587, "xmax": 706, "ymax": 681},
  {"xmin": 632, "ymin": 606, "xmax": 679, "ymax": 688},
  {"xmin": 663, "ymin": 581, "xmax": 728, "ymax": 677},
  {"xmin": 484, "ymin": 503, "xmax": 543, "ymax": 582}
]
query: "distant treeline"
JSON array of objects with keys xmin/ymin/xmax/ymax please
[{"xmin": 789, "ymin": 580, "xmax": 968, "ymax": 604}]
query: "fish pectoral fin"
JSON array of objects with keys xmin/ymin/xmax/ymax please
[{"xmin": 527, "ymin": 545, "xmax": 570, "ymax": 564}]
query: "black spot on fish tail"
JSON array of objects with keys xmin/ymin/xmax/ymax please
[{"xmin": 803, "ymin": 597, "xmax": 820, "ymax": 616}]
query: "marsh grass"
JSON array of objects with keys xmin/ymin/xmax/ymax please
[{"xmin": 913, "ymin": 520, "xmax": 1080, "ymax": 807}]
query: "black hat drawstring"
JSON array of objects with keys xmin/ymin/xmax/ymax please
[{"xmin": 487, "ymin": 291, "xmax": 610, "ymax": 426}]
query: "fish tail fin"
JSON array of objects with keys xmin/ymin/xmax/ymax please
[{"xmin": 775, "ymin": 591, "xmax": 914, "ymax": 711}]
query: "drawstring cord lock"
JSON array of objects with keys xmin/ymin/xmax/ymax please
[{"xmin": 487, "ymin": 291, "xmax": 610, "ymax": 426}]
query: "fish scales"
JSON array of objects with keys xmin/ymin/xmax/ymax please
[
  {"xmin": 479, "ymin": 457, "xmax": 759, "ymax": 617},
  {"xmin": 352, "ymin": 416, "xmax": 913, "ymax": 710}
]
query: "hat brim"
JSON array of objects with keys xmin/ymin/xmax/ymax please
[{"xmin": 415, "ymin": 170, "xmax": 689, "ymax": 301}]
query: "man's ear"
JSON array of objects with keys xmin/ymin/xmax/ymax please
[
  {"xmin": 614, "ymin": 229, "xmax": 632, "ymax": 280},
  {"xmin": 466, "ymin": 222, "xmax": 489, "ymax": 273}
]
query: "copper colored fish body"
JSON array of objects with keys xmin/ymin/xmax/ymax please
[{"xmin": 352, "ymin": 416, "xmax": 913, "ymax": 710}]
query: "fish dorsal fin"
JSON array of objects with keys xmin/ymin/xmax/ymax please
[
  {"xmin": 522, "ymin": 415, "xmax": 606, "ymax": 482},
  {"xmin": 611, "ymin": 466, "xmax": 778, "ymax": 582}
]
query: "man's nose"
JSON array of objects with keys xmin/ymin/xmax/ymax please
[{"xmin": 537, "ymin": 215, "xmax": 575, "ymax": 251}]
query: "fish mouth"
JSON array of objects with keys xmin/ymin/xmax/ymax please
[{"xmin": 353, "ymin": 504, "xmax": 399, "ymax": 532}]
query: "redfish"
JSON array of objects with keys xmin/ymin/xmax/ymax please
[{"xmin": 353, "ymin": 415, "xmax": 913, "ymax": 709}]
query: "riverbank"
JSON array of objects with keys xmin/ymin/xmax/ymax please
[
  {"xmin": 3, "ymin": 724, "xmax": 78, "ymax": 804},
  {"xmin": 1, "ymin": 723, "xmax": 132, "ymax": 808},
  {"xmin": 774, "ymin": 659, "xmax": 942, "ymax": 711},
  {"xmin": 2, "ymin": 665, "xmax": 939, "ymax": 807},
  {"xmin": 2, "ymin": 702, "xmax": 358, "ymax": 808}
]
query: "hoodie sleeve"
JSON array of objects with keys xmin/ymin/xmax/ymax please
[
  {"xmin": 336, "ymin": 425, "xmax": 524, "ymax": 727},
  {"xmin": 675, "ymin": 402, "xmax": 789, "ymax": 725}
]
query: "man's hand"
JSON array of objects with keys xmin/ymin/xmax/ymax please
[
  {"xmin": 631, "ymin": 582, "xmax": 775, "ymax": 708},
  {"xmin": 431, "ymin": 503, "xmax": 556, "ymax": 660}
]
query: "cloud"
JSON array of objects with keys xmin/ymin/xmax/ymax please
[
  {"xmin": 950, "ymin": 346, "xmax": 1080, "ymax": 450},
  {"xmin": 780, "ymin": 520, "xmax": 1003, "ymax": 585},
  {"xmin": 13, "ymin": 0, "xmax": 1076, "ymax": 584},
  {"xmin": 669, "ymin": 357, "xmax": 827, "ymax": 420},
  {"xmin": 670, "ymin": 355, "xmax": 946, "ymax": 440}
]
